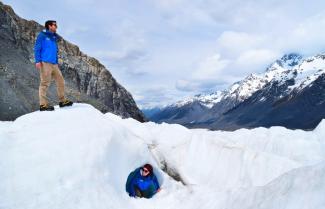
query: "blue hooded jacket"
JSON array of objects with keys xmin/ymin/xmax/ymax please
[
  {"xmin": 34, "ymin": 29, "xmax": 60, "ymax": 64},
  {"xmin": 126, "ymin": 168, "xmax": 160, "ymax": 198}
]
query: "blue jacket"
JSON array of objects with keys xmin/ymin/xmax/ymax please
[
  {"xmin": 126, "ymin": 168, "xmax": 160, "ymax": 198},
  {"xmin": 34, "ymin": 29, "xmax": 60, "ymax": 64}
]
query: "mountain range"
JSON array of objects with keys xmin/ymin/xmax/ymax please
[{"xmin": 145, "ymin": 53, "xmax": 325, "ymax": 130}]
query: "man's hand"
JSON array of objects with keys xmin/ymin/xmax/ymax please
[{"xmin": 35, "ymin": 62, "xmax": 42, "ymax": 70}]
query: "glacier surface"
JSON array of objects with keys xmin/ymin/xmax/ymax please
[{"xmin": 0, "ymin": 103, "xmax": 324, "ymax": 209}]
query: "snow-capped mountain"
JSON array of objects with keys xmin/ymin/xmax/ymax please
[
  {"xmin": 147, "ymin": 53, "xmax": 325, "ymax": 130},
  {"xmin": 161, "ymin": 53, "xmax": 304, "ymax": 110}
]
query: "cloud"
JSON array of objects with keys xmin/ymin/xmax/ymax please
[
  {"xmin": 175, "ymin": 79, "xmax": 227, "ymax": 92},
  {"xmin": 63, "ymin": 26, "xmax": 90, "ymax": 37},
  {"xmin": 234, "ymin": 49, "xmax": 279, "ymax": 74},
  {"xmin": 175, "ymin": 80, "xmax": 201, "ymax": 92},
  {"xmin": 192, "ymin": 53, "xmax": 230, "ymax": 80},
  {"xmin": 216, "ymin": 31, "xmax": 267, "ymax": 57},
  {"xmin": 152, "ymin": 0, "xmax": 216, "ymax": 28},
  {"xmin": 133, "ymin": 86, "xmax": 182, "ymax": 108},
  {"xmin": 281, "ymin": 13, "xmax": 325, "ymax": 54},
  {"xmin": 6, "ymin": 0, "xmax": 325, "ymax": 108}
]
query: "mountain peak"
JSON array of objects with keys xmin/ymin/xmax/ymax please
[
  {"xmin": 278, "ymin": 53, "xmax": 303, "ymax": 67},
  {"xmin": 266, "ymin": 53, "xmax": 303, "ymax": 74}
]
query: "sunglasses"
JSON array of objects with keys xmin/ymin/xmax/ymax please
[
  {"xmin": 51, "ymin": 23, "xmax": 58, "ymax": 27},
  {"xmin": 142, "ymin": 168, "xmax": 150, "ymax": 173}
]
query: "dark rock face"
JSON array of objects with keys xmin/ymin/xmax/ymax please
[
  {"xmin": 150, "ymin": 101, "xmax": 209, "ymax": 125},
  {"xmin": 0, "ymin": 2, "xmax": 146, "ymax": 122}
]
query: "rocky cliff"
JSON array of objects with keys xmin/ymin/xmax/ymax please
[{"xmin": 0, "ymin": 1, "xmax": 146, "ymax": 122}]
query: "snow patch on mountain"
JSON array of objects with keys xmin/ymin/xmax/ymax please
[
  {"xmin": 172, "ymin": 91, "xmax": 223, "ymax": 108},
  {"xmin": 290, "ymin": 55, "xmax": 325, "ymax": 90}
]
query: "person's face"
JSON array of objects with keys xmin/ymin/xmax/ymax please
[
  {"xmin": 141, "ymin": 168, "xmax": 150, "ymax": 177},
  {"xmin": 49, "ymin": 22, "xmax": 57, "ymax": 33}
]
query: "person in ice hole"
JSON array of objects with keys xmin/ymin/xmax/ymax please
[{"xmin": 126, "ymin": 164, "xmax": 161, "ymax": 198}]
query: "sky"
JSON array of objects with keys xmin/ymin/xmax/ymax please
[{"xmin": 3, "ymin": 0, "xmax": 325, "ymax": 108}]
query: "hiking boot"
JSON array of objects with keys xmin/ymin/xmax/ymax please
[
  {"xmin": 59, "ymin": 99, "xmax": 73, "ymax": 108},
  {"xmin": 40, "ymin": 104, "xmax": 54, "ymax": 111}
]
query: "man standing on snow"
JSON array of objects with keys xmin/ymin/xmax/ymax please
[{"xmin": 34, "ymin": 20, "xmax": 73, "ymax": 111}]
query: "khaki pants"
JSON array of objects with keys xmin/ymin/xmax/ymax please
[{"xmin": 39, "ymin": 62, "xmax": 65, "ymax": 106}]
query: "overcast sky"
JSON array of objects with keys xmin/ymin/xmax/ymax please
[{"xmin": 4, "ymin": 0, "xmax": 325, "ymax": 108}]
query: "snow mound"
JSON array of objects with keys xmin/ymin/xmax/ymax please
[{"xmin": 0, "ymin": 103, "xmax": 324, "ymax": 209}]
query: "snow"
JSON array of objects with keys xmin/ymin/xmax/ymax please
[
  {"xmin": 1, "ymin": 103, "xmax": 325, "ymax": 209},
  {"xmin": 290, "ymin": 56, "xmax": 325, "ymax": 90},
  {"xmin": 172, "ymin": 91, "xmax": 223, "ymax": 108},
  {"xmin": 261, "ymin": 54, "xmax": 325, "ymax": 94}
]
